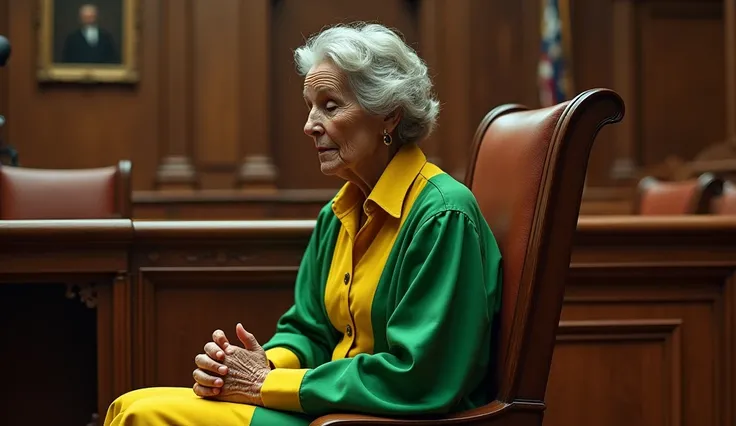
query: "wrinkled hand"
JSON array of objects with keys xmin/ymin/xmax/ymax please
[{"xmin": 193, "ymin": 323, "xmax": 271, "ymax": 405}]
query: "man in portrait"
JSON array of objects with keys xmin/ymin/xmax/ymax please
[{"xmin": 61, "ymin": 4, "xmax": 118, "ymax": 64}]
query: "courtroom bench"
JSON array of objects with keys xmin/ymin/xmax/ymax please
[
  {"xmin": 131, "ymin": 187, "xmax": 636, "ymax": 220},
  {"xmin": 0, "ymin": 216, "xmax": 734, "ymax": 426}
]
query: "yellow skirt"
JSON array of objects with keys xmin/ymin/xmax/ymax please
[{"xmin": 104, "ymin": 387, "xmax": 312, "ymax": 426}]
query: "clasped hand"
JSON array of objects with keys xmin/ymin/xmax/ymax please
[{"xmin": 192, "ymin": 323, "xmax": 271, "ymax": 405}]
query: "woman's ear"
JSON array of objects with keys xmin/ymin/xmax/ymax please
[{"xmin": 383, "ymin": 109, "xmax": 403, "ymax": 133}]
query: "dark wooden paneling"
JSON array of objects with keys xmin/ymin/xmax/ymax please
[
  {"xmin": 571, "ymin": 0, "xmax": 616, "ymax": 186},
  {"xmin": 548, "ymin": 319, "xmax": 682, "ymax": 426},
  {"xmin": 0, "ymin": 0, "xmax": 8, "ymax": 147},
  {"xmin": 0, "ymin": 0, "xmax": 729, "ymax": 215},
  {"xmin": 1, "ymin": 0, "xmax": 160, "ymax": 189},
  {"xmin": 136, "ymin": 269, "xmax": 296, "ymax": 387},
  {"xmin": 0, "ymin": 217, "xmax": 735, "ymax": 425},
  {"xmin": 0, "ymin": 283, "xmax": 99, "ymax": 426},
  {"xmin": 0, "ymin": 219, "xmax": 131, "ymax": 425},
  {"xmin": 639, "ymin": 1, "xmax": 725, "ymax": 165},
  {"xmin": 547, "ymin": 272, "xmax": 723, "ymax": 426}
]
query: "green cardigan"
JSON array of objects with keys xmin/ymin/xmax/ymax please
[{"xmin": 260, "ymin": 145, "xmax": 502, "ymax": 417}]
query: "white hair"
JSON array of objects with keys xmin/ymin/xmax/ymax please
[{"xmin": 294, "ymin": 22, "xmax": 440, "ymax": 145}]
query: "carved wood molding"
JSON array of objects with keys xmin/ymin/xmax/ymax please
[
  {"xmin": 556, "ymin": 318, "xmax": 682, "ymax": 340},
  {"xmin": 646, "ymin": 2, "xmax": 722, "ymax": 20},
  {"xmin": 0, "ymin": 219, "xmax": 133, "ymax": 244},
  {"xmin": 726, "ymin": 0, "xmax": 736, "ymax": 144},
  {"xmin": 571, "ymin": 217, "xmax": 736, "ymax": 272},
  {"xmin": 556, "ymin": 319, "xmax": 683, "ymax": 426},
  {"xmin": 65, "ymin": 282, "xmax": 98, "ymax": 308},
  {"xmin": 156, "ymin": 0, "xmax": 196, "ymax": 190},
  {"xmin": 133, "ymin": 266, "xmax": 300, "ymax": 388}
]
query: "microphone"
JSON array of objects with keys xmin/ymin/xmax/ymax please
[{"xmin": 0, "ymin": 35, "xmax": 10, "ymax": 67}]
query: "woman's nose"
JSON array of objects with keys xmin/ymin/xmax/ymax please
[{"xmin": 304, "ymin": 115, "xmax": 324, "ymax": 137}]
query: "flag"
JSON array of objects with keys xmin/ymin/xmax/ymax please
[{"xmin": 538, "ymin": 0, "xmax": 573, "ymax": 107}]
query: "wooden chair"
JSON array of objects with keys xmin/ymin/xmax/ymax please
[
  {"xmin": 0, "ymin": 160, "xmax": 132, "ymax": 219},
  {"xmin": 713, "ymin": 181, "xmax": 736, "ymax": 214},
  {"xmin": 635, "ymin": 173, "xmax": 723, "ymax": 215},
  {"xmin": 310, "ymin": 88, "xmax": 625, "ymax": 426}
]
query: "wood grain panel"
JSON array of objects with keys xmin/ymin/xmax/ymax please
[
  {"xmin": 3, "ymin": 0, "xmax": 161, "ymax": 189},
  {"xmin": 237, "ymin": 0, "xmax": 276, "ymax": 188},
  {"xmin": 469, "ymin": 0, "xmax": 524, "ymax": 122},
  {"xmin": 0, "ymin": 219, "xmax": 132, "ymax": 425},
  {"xmin": 0, "ymin": 0, "xmax": 731, "ymax": 212},
  {"xmin": 552, "ymin": 271, "xmax": 725, "ymax": 426},
  {"xmin": 0, "ymin": 216, "xmax": 735, "ymax": 425},
  {"xmin": 416, "ymin": 0, "xmax": 441, "ymax": 164},
  {"xmin": 136, "ymin": 268, "xmax": 296, "ymax": 387},
  {"xmin": 0, "ymin": 0, "xmax": 8, "ymax": 146},
  {"xmin": 156, "ymin": 0, "xmax": 196, "ymax": 188},
  {"xmin": 639, "ymin": 1, "xmax": 725, "ymax": 166},
  {"xmin": 546, "ymin": 320, "xmax": 682, "ymax": 426},
  {"xmin": 162, "ymin": 0, "xmax": 191, "ymax": 158},
  {"xmin": 435, "ymin": 0, "xmax": 472, "ymax": 179},
  {"xmin": 0, "ymin": 283, "xmax": 100, "ymax": 426},
  {"xmin": 192, "ymin": 0, "xmax": 240, "ymax": 187},
  {"xmin": 571, "ymin": 0, "xmax": 617, "ymax": 185},
  {"xmin": 727, "ymin": 0, "xmax": 736, "ymax": 142}
]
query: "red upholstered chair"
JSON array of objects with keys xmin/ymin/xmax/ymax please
[
  {"xmin": 713, "ymin": 181, "xmax": 736, "ymax": 215},
  {"xmin": 635, "ymin": 173, "xmax": 723, "ymax": 215},
  {"xmin": 310, "ymin": 88, "xmax": 625, "ymax": 426},
  {"xmin": 0, "ymin": 160, "xmax": 132, "ymax": 219}
]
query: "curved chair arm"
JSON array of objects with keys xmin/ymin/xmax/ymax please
[{"xmin": 310, "ymin": 400, "xmax": 543, "ymax": 426}]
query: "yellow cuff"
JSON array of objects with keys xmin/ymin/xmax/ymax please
[
  {"xmin": 265, "ymin": 347, "xmax": 301, "ymax": 369},
  {"xmin": 260, "ymin": 368, "xmax": 309, "ymax": 412}
]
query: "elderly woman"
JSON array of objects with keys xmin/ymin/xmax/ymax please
[{"xmin": 104, "ymin": 22, "xmax": 502, "ymax": 426}]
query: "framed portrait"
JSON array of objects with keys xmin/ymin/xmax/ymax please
[{"xmin": 37, "ymin": 0, "xmax": 139, "ymax": 83}]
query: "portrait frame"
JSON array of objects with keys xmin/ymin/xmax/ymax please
[{"xmin": 36, "ymin": 0, "xmax": 140, "ymax": 83}]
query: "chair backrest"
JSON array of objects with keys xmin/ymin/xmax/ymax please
[
  {"xmin": 635, "ymin": 173, "xmax": 723, "ymax": 215},
  {"xmin": 465, "ymin": 89, "xmax": 624, "ymax": 404},
  {"xmin": 0, "ymin": 160, "xmax": 132, "ymax": 219},
  {"xmin": 713, "ymin": 181, "xmax": 736, "ymax": 214}
]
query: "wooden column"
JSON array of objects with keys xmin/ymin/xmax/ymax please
[
  {"xmin": 155, "ymin": 0, "xmax": 197, "ymax": 189},
  {"xmin": 726, "ymin": 0, "xmax": 736, "ymax": 144},
  {"xmin": 521, "ymin": 0, "xmax": 541, "ymax": 108},
  {"xmin": 436, "ymin": 0, "xmax": 473, "ymax": 181},
  {"xmin": 0, "ymin": 0, "xmax": 8, "ymax": 146},
  {"xmin": 417, "ymin": 0, "xmax": 442, "ymax": 167},
  {"xmin": 237, "ymin": 0, "xmax": 277, "ymax": 190},
  {"xmin": 609, "ymin": 0, "xmax": 638, "ymax": 182}
]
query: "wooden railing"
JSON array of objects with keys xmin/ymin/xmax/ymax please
[{"xmin": 0, "ymin": 217, "xmax": 734, "ymax": 426}]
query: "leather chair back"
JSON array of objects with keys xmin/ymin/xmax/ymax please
[
  {"xmin": 465, "ymin": 89, "xmax": 624, "ymax": 407},
  {"xmin": 309, "ymin": 89, "xmax": 625, "ymax": 426},
  {"xmin": 0, "ymin": 160, "xmax": 132, "ymax": 219},
  {"xmin": 713, "ymin": 181, "xmax": 736, "ymax": 214},
  {"xmin": 636, "ymin": 173, "xmax": 722, "ymax": 215}
]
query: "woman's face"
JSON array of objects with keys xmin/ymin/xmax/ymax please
[{"xmin": 302, "ymin": 61, "xmax": 386, "ymax": 179}]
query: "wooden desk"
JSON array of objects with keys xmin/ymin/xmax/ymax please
[
  {"xmin": 131, "ymin": 220, "xmax": 313, "ymax": 391},
  {"xmin": 0, "ymin": 220, "xmax": 133, "ymax": 426},
  {"xmin": 551, "ymin": 216, "xmax": 736, "ymax": 426},
  {"xmin": 0, "ymin": 217, "xmax": 734, "ymax": 426}
]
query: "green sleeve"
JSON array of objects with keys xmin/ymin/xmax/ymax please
[
  {"xmin": 261, "ymin": 207, "xmax": 339, "ymax": 369},
  {"xmin": 260, "ymin": 210, "xmax": 502, "ymax": 415}
]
